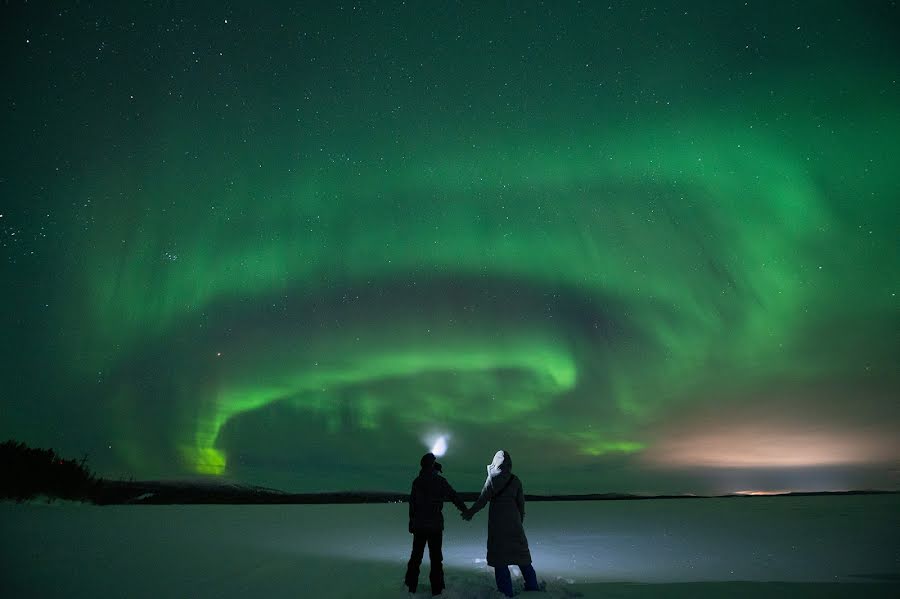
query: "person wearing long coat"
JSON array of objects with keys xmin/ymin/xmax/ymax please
[{"xmin": 463, "ymin": 450, "xmax": 540, "ymax": 596}]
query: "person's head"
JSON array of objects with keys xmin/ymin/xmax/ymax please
[
  {"xmin": 433, "ymin": 461, "xmax": 443, "ymax": 473},
  {"xmin": 420, "ymin": 452, "xmax": 436, "ymax": 470},
  {"xmin": 488, "ymin": 449, "xmax": 511, "ymax": 475}
]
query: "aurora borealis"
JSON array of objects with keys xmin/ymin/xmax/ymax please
[{"xmin": 2, "ymin": 1, "xmax": 898, "ymax": 494}]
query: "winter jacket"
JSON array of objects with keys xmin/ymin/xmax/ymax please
[
  {"xmin": 408, "ymin": 468, "xmax": 467, "ymax": 533},
  {"xmin": 469, "ymin": 450, "xmax": 533, "ymax": 567}
]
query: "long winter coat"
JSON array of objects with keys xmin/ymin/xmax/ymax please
[{"xmin": 468, "ymin": 450, "xmax": 532, "ymax": 567}]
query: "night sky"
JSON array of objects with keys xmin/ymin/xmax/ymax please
[{"xmin": 2, "ymin": 1, "xmax": 898, "ymax": 494}]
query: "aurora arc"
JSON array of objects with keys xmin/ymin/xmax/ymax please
[{"xmin": 96, "ymin": 107, "xmax": 896, "ymax": 479}]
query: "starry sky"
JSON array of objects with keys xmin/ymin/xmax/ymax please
[{"xmin": 2, "ymin": 1, "xmax": 898, "ymax": 494}]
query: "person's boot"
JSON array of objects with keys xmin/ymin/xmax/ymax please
[
  {"xmin": 495, "ymin": 566, "xmax": 514, "ymax": 597},
  {"xmin": 430, "ymin": 562, "xmax": 445, "ymax": 595},
  {"xmin": 521, "ymin": 563, "xmax": 540, "ymax": 591},
  {"xmin": 403, "ymin": 560, "xmax": 419, "ymax": 593}
]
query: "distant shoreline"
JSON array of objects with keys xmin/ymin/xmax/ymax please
[{"xmin": 85, "ymin": 481, "xmax": 899, "ymax": 505}]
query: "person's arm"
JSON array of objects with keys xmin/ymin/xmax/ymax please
[
  {"xmin": 442, "ymin": 477, "xmax": 468, "ymax": 513},
  {"xmin": 408, "ymin": 480, "xmax": 417, "ymax": 532},
  {"xmin": 515, "ymin": 478, "xmax": 525, "ymax": 522},
  {"xmin": 464, "ymin": 477, "xmax": 494, "ymax": 519}
]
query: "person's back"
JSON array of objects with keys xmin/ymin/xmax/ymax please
[
  {"xmin": 462, "ymin": 450, "xmax": 539, "ymax": 597},
  {"xmin": 485, "ymin": 472, "xmax": 531, "ymax": 566},
  {"xmin": 409, "ymin": 467, "xmax": 459, "ymax": 533},
  {"xmin": 405, "ymin": 453, "xmax": 467, "ymax": 595}
]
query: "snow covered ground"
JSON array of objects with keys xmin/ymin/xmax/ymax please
[{"xmin": 1, "ymin": 495, "xmax": 898, "ymax": 598}]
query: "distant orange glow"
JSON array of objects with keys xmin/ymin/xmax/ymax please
[
  {"xmin": 644, "ymin": 423, "xmax": 897, "ymax": 468},
  {"xmin": 733, "ymin": 490, "xmax": 791, "ymax": 496}
]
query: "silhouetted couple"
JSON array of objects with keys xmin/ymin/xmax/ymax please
[{"xmin": 405, "ymin": 450, "xmax": 540, "ymax": 597}]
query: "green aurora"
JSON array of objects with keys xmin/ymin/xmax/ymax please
[{"xmin": 2, "ymin": 1, "xmax": 897, "ymax": 493}]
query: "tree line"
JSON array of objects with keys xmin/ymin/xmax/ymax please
[{"xmin": 0, "ymin": 439, "xmax": 99, "ymax": 502}]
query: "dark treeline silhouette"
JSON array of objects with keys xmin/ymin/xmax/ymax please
[
  {"xmin": 3, "ymin": 439, "xmax": 896, "ymax": 505},
  {"xmin": 0, "ymin": 440, "xmax": 100, "ymax": 502}
]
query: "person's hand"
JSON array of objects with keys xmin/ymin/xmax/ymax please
[{"xmin": 461, "ymin": 509, "xmax": 473, "ymax": 521}]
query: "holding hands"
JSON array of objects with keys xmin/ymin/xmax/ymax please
[{"xmin": 461, "ymin": 508, "xmax": 473, "ymax": 521}]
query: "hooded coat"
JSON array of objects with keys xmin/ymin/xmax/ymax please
[{"xmin": 468, "ymin": 450, "xmax": 532, "ymax": 567}]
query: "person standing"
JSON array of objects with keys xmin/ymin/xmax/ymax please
[
  {"xmin": 405, "ymin": 452, "xmax": 468, "ymax": 595},
  {"xmin": 462, "ymin": 449, "xmax": 540, "ymax": 596}
]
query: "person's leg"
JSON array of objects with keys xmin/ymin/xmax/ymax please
[
  {"xmin": 405, "ymin": 532, "xmax": 427, "ymax": 592},
  {"xmin": 494, "ymin": 565, "xmax": 513, "ymax": 597},
  {"xmin": 520, "ymin": 563, "xmax": 539, "ymax": 590},
  {"xmin": 427, "ymin": 531, "xmax": 444, "ymax": 595}
]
